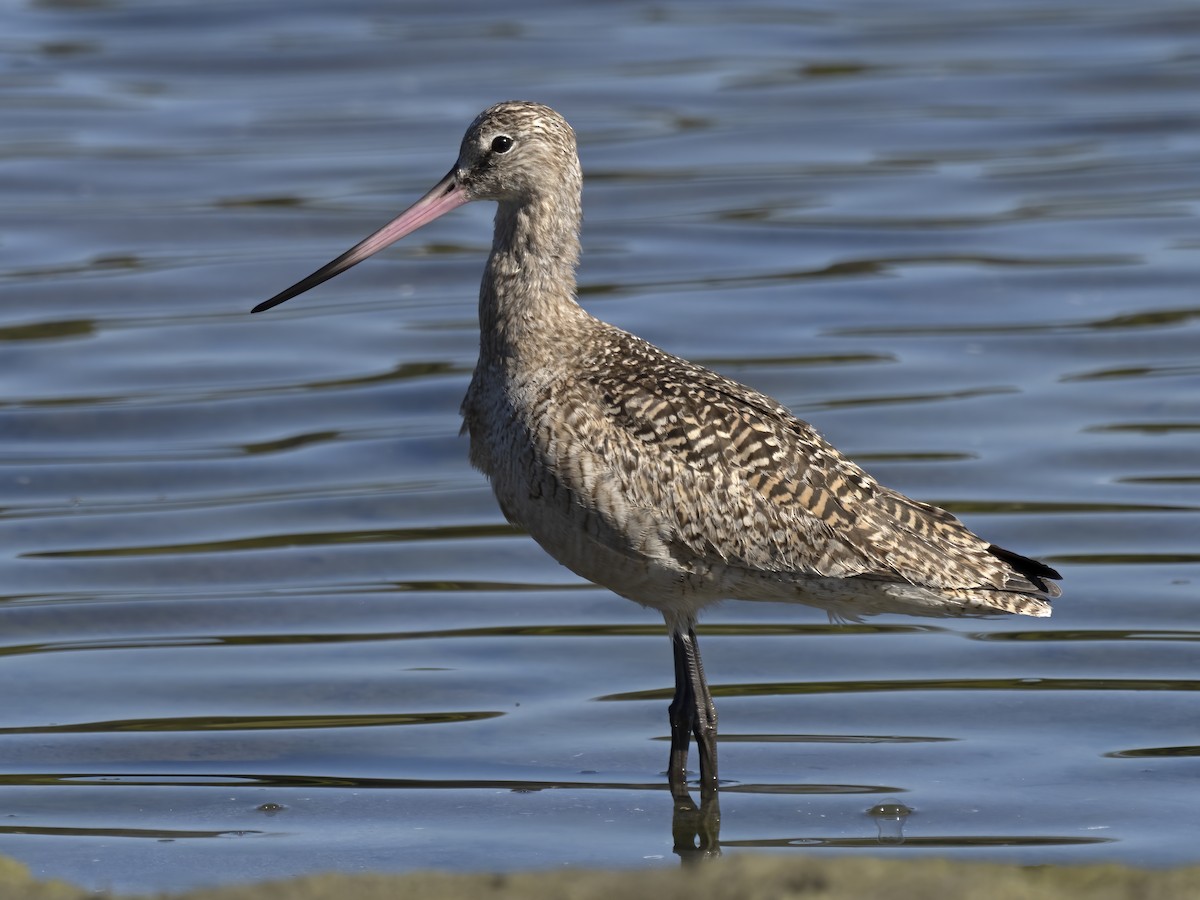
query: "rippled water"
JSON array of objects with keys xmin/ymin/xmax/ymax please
[{"xmin": 2, "ymin": 0, "xmax": 1199, "ymax": 892}]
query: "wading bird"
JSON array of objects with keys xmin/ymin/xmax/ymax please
[{"xmin": 254, "ymin": 101, "xmax": 1061, "ymax": 802}]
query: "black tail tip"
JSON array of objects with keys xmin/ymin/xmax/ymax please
[{"xmin": 988, "ymin": 543, "xmax": 1062, "ymax": 594}]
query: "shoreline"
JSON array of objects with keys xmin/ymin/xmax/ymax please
[{"xmin": 3, "ymin": 854, "xmax": 1198, "ymax": 900}]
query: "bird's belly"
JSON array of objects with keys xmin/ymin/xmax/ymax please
[
  {"xmin": 464, "ymin": 410, "xmax": 714, "ymax": 619},
  {"xmin": 489, "ymin": 458, "xmax": 705, "ymax": 611}
]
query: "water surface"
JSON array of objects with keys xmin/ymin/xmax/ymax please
[{"xmin": 2, "ymin": 0, "xmax": 1198, "ymax": 892}]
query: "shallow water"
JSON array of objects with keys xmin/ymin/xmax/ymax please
[{"xmin": 2, "ymin": 0, "xmax": 1199, "ymax": 892}]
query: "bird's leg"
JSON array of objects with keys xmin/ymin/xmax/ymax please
[
  {"xmin": 668, "ymin": 630, "xmax": 697, "ymax": 802},
  {"xmin": 685, "ymin": 626, "xmax": 719, "ymax": 799},
  {"xmin": 668, "ymin": 627, "xmax": 719, "ymax": 802}
]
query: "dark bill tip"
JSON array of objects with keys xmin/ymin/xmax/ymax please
[{"xmin": 252, "ymin": 168, "xmax": 468, "ymax": 314}]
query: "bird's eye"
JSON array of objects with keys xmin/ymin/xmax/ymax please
[{"xmin": 490, "ymin": 135, "xmax": 514, "ymax": 153}]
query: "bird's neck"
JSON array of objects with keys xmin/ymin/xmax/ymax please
[{"xmin": 478, "ymin": 192, "xmax": 587, "ymax": 363}]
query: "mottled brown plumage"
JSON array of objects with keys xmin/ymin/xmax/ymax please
[{"xmin": 256, "ymin": 101, "xmax": 1062, "ymax": 800}]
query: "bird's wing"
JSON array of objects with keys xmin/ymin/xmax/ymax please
[{"xmin": 574, "ymin": 330, "xmax": 1044, "ymax": 595}]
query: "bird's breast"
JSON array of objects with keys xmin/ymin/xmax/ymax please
[{"xmin": 459, "ymin": 366, "xmax": 716, "ymax": 610}]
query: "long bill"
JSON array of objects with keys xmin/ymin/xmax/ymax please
[{"xmin": 252, "ymin": 167, "xmax": 470, "ymax": 313}]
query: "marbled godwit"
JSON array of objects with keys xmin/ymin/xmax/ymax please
[{"xmin": 254, "ymin": 101, "xmax": 1061, "ymax": 800}]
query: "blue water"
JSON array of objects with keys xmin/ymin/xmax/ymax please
[{"xmin": 2, "ymin": 0, "xmax": 1198, "ymax": 891}]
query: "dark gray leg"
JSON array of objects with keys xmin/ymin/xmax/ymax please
[
  {"xmin": 667, "ymin": 627, "xmax": 719, "ymax": 800},
  {"xmin": 686, "ymin": 626, "xmax": 719, "ymax": 797},
  {"xmin": 668, "ymin": 629, "xmax": 695, "ymax": 800}
]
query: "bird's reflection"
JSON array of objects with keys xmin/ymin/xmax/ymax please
[
  {"xmin": 671, "ymin": 788, "xmax": 721, "ymax": 863},
  {"xmin": 668, "ymin": 793, "xmax": 918, "ymax": 863}
]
